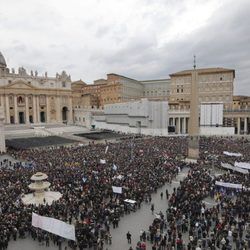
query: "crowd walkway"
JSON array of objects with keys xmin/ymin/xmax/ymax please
[{"xmin": 105, "ymin": 168, "xmax": 189, "ymax": 250}]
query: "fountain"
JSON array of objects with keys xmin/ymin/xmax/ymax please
[{"xmin": 22, "ymin": 172, "xmax": 62, "ymax": 205}]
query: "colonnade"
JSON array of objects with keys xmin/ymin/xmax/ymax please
[
  {"xmin": 235, "ymin": 117, "xmax": 249, "ymax": 134},
  {"xmin": 169, "ymin": 116, "xmax": 250, "ymax": 135},
  {"xmin": 169, "ymin": 116, "xmax": 189, "ymax": 134}
]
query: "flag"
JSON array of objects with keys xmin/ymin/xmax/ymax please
[
  {"xmin": 32, "ymin": 213, "xmax": 75, "ymax": 241},
  {"xmin": 113, "ymin": 164, "xmax": 117, "ymax": 171},
  {"xmin": 124, "ymin": 199, "xmax": 136, "ymax": 204},
  {"xmin": 112, "ymin": 186, "xmax": 122, "ymax": 194},
  {"xmin": 116, "ymin": 174, "xmax": 123, "ymax": 179},
  {"xmin": 105, "ymin": 146, "xmax": 109, "ymax": 154},
  {"xmin": 100, "ymin": 159, "xmax": 106, "ymax": 164}
]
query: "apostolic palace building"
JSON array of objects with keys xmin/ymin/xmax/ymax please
[{"xmin": 0, "ymin": 51, "xmax": 249, "ymax": 135}]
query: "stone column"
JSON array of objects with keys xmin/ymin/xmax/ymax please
[
  {"xmin": 183, "ymin": 117, "xmax": 186, "ymax": 134},
  {"xmin": 56, "ymin": 96, "xmax": 61, "ymax": 122},
  {"xmin": 33, "ymin": 95, "xmax": 37, "ymax": 123},
  {"xmin": 68, "ymin": 96, "xmax": 73, "ymax": 124},
  {"xmin": 174, "ymin": 118, "xmax": 177, "ymax": 133},
  {"xmin": 244, "ymin": 117, "xmax": 248, "ymax": 134},
  {"xmin": 25, "ymin": 95, "xmax": 29, "ymax": 124},
  {"xmin": 0, "ymin": 95, "xmax": 3, "ymax": 107},
  {"xmin": 169, "ymin": 117, "xmax": 173, "ymax": 126},
  {"xmin": 237, "ymin": 117, "xmax": 241, "ymax": 135},
  {"xmin": 14, "ymin": 95, "xmax": 18, "ymax": 124},
  {"xmin": 5, "ymin": 95, "xmax": 10, "ymax": 124},
  {"xmin": 36, "ymin": 96, "xmax": 40, "ymax": 123},
  {"xmin": 46, "ymin": 95, "xmax": 50, "ymax": 123},
  {"xmin": 0, "ymin": 95, "xmax": 5, "ymax": 123},
  {"xmin": 0, "ymin": 107, "xmax": 6, "ymax": 152},
  {"xmin": 177, "ymin": 117, "xmax": 181, "ymax": 134}
]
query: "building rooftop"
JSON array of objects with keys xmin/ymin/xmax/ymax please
[
  {"xmin": 141, "ymin": 78, "xmax": 170, "ymax": 83},
  {"xmin": 107, "ymin": 73, "xmax": 142, "ymax": 83},
  {"xmin": 71, "ymin": 80, "xmax": 87, "ymax": 86},
  {"xmin": 169, "ymin": 67, "xmax": 235, "ymax": 77}
]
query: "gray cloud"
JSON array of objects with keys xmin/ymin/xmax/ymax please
[
  {"xmin": 122, "ymin": 0, "xmax": 250, "ymax": 94},
  {"xmin": 1, "ymin": 0, "xmax": 250, "ymax": 95}
]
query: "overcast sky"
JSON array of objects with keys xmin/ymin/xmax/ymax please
[{"xmin": 1, "ymin": 0, "xmax": 249, "ymax": 95}]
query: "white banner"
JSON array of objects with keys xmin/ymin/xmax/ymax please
[
  {"xmin": 112, "ymin": 186, "xmax": 122, "ymax": 194},
  {"xmin": 221, "ymin": 163, "xmax": 249, "ymax": 174},
  {"xmin": 32, "ymin": 213, "xmax": 75, "ymax": 241},
  {"xmin": 215, "ymin": 181, "xmax": 242, "ymax": 189},
  {"xmin": 124, "ymin": 199, "xmax": 136, "ymax": 204},
  {"xmin": 105, "ymin": 146, "xmax": 109, "ymax": 154},
  {"xmin": 235, "ymin": 162, "xmax": 250, "ymax": 170},
  {"xmin": 223, "ymin": 151, "xmax": 242, "ymax": 157},
  {"xmin": 100, "ymin": 159, "xmax": 106, "ymax": 164}
]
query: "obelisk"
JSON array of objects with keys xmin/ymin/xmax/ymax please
[
  {"xmin": 187, "ymin": 57, "xmax": 199, "ymax": 160},
  {"xmin": 0, "ymin": 107, "xmax": 6, "ymax": 153}
]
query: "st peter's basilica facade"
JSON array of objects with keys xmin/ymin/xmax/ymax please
[{"xmin": 0, "ymin": 52, "xmax": 73, "ymax": 125}]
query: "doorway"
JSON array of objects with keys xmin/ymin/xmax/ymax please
[
  {"xmin": 40, "ymin": 112, "xmax": 45, "ymax": 123},
  {"xmin": 19, "ymin": 112, "xmax": 25, "ymax": 124},
  {"xmin": 62, "ymin": 107, "xmax": 68, "ymax": 123},
  {"xmin": 10, "ymin": 116, "xmax": 14, "ymax": 124},
  {"xmin": 29, "ymin": 115, "xmax": 33, "ymax": 123}
]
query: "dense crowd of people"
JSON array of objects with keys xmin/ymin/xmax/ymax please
[
  {"xmin": 138, "ymin": 137, "xmax": 250, "ymax": 250},
  {"xmin": 0, "ymin": 136, "xmax": 249, "ymax": 250},
  {"xmin": 0, "ymin": 136, "xmax": 186, "ymax": 249}
]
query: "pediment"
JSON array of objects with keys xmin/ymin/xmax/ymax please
[{"xmin": 5, "ymin": 81, "xmax": 36, "ymax": 89}]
